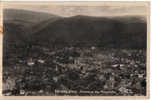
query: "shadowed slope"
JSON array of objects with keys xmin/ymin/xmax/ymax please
[{"xmin": 32, "ymin": 15, "xmax": 147, "ymax": 49}]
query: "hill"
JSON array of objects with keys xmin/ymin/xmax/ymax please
[
  {"xmin": 3, "ymin": 9, "xmax": 147, "ymax": 50},
  {"xmin": 32, "ymin": 15, "xmax": 147, "ymax": 49},
  {"xmin": 3, "ymin": 9, "xmax": 61, "ymax": 50},
  {"xmin": 4, "ymin": 9, "xmax": 60, "ymax": 27}
]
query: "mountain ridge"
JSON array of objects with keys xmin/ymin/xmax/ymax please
[
  {"xmin": 31, "ymin": 15, "xmax": 146, "ymax": 49},
  {"xmin": 3, "ymin": 9, "xmax": 147, "ymax": 50}
]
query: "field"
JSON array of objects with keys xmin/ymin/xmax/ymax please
[{"xmin": 3, "ymin": 45, "xmax": 146, "ymax": 96}]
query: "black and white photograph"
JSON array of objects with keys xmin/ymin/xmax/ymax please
[{"xmin": 2, "ymin": 2, "xmax": 149, "ymax": 96}]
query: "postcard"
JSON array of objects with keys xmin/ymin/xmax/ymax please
[{"xmin": 0, "ymin": 1, "xmax": 150, "ymax": 100}]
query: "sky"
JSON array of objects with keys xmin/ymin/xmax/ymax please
[{"xmin": 2, "ymin": 2, "xmax": 149, "ymax": 17}]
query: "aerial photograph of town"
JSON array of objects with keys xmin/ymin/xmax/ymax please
[{"xmin": 2, "ymin": 2, "xmax": 148, "ymax": 96}]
